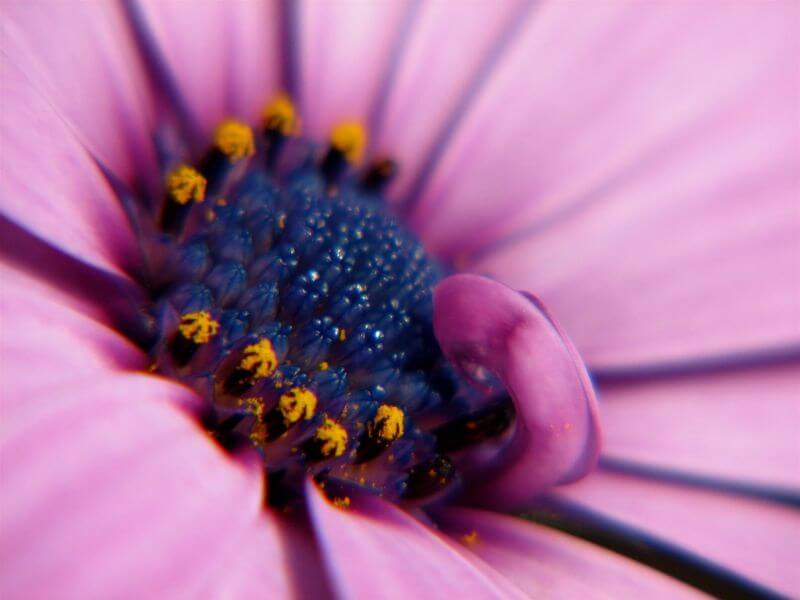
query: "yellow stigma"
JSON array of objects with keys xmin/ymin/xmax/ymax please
[
  {"xmin": 178, "ymin": 311, "xmax": 219, "ymax": 344},
  {"xmin": 239, "ymin": 338, "xmax": 278, "ymax": 380},
  {"xmin": 167, "ymin": 165, "xmax": 206, "ymax": 205},
  {"xmin": 329, "ymin": 122, "xmax": 367, "ymax": 163},
  {"xmin": 214, "ymin": 119, "xmax": 255, "ymax": 162},
  {"xmin": 278, "ymin": 387, "xmax": 318, "ymax": 425},
  {"xmin": 371, "ymin": 404, "xmax": 405, "ymax": 442},
  {"xmin": 314, "ymin": 418, "xmax": 348, "ymax": 458},
  {"xmin": 263, "ymin": 94, "xmax": 299, "ymax": 135}
]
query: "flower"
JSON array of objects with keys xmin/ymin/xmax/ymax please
[{"xmin": 1, "ymin": 2, "xmax": 797, "ymax": 599}]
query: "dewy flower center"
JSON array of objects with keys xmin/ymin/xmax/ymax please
[{"xmin": 142, "ymin": 96, "xmax": 515, "ymax": 507}]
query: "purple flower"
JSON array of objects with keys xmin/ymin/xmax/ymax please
[{"xmin": 1, "ymin": 1, "xmax": 797, "ymax": 598}]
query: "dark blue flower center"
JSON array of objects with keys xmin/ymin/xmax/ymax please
[{"xmin": 141, "ymin": 105, "xmax": 514, "ymax": 507}]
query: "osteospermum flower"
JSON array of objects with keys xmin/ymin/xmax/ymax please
[{"xmin": 1, "ymin": 1, "xmax": 797, "ymax": 598}]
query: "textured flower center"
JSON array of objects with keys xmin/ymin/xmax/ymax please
[{"xmin": 141, "ymin": 96, "xmax": 515, "ymax": 507}]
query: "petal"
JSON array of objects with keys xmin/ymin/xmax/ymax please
[
  {"xmin": 372, "ymin": 0, "xmax": 531, "ymax": 203},
  {"xmin": 555, "ymin": 468, "xmax": 800, "ymax": 597},
  {"xmin": 0, "ymin": 262, "xmax": 146, "ymax": 406},
  {"xmin": 1, "ymin": 1, "xmax": 159, "ymax": 185},
  {"xmin": 207, "ymin": 513, "xmax": 312, "ymax": 599},
  {"xmin": 0, "ymin": 55, "xmax": 139, "ymax": 277},
  {"xmin": 433, "ymin": 274, "xmax": 600, "ymax": 509},
  {"xmin": 409, "ymin": 1, "xmax": 799, "ymax": 369},
  {"xmin": 437, "ymin": 508, "xmax": 701, "ymax": 598},
  {"xmin": 599, "ymin": 361, "xmax": 800, "ymax": 491},
  {"xmin": 306, "ymin": 481, "xmax": 523, "ymax": 599},
  {"xmin": 0, "ymin": 372, "xmax": 294, "ymax": 598},
  {"xmin": 296, "ymin": 0, "xmax": 412, "ymax": 142},
  {"xmin": 133, "ymin": 0, "xmax": 282, "ymax": 138}
]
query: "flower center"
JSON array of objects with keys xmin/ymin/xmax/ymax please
[{"xmin": 139, "ymin": 96, "xmax": 515, "ymax": 507}]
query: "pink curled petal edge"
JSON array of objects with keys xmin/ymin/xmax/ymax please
[{"xmin": 433, "ymin": 274, "xmax": 601, "ymax": 510}]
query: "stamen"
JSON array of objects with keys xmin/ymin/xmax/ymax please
[
  {"xmin": 361, "ymin": 158, "xmax": 397, "ymax": 192},
  {"xmin": 213, "ymin": 119, "xmax": 256, "ymax": 162},
  {"xmin": 278, "ymin": 387, "xmax": 318, "ymax": 425},
  {"xmin": 238, "ymin": 338, "xmax": 279, "ymax": 380},
  {"xmin": 166, "ymin": 165, "xmax": 207, "ymax": 205},
  {"xmin": 177, "ymin": 311, "xmax": 219, "ymax": 343},
  {"xmin": 372, "ymin": 404, "xmax": 405, "ymax": 442},
  {"xmin": 263, "ymin": 94, "xmax": 299, "ymax": 136},
  {"xmin": 329, "ymin": 122, "xmax": 366, "ymax": 164},
  {"xmin": 223, "ymin": 338, "xmax": 279, "ymax": 394},
  {"xmin": 161, "ymin": 165, "xmax": 207, "ymax": 233},
  {"xmin": 306, "ymin": 418, "xmax": 348, "ymax": 461},
  {"xmin": 321, "ymin": 121, "xmax": 367, "ymax": 183},
  {"xmin": 354, "ymin": 404, "xmax": 406, "ymax": 464}
]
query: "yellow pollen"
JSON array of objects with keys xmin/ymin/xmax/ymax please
[
  {"xmin": 338, "ymin": 328, "xmax": 347, "ymax": 342},
  {"xmin": 278, "ymin": 387, "xmax": 318, "ymax": 425},
  {"xmin": 239, "ymin": 339, "xmax": 279, "ymax": 380},
  {"xmin": 329, "ymin": 121, "xmax": 367, "ymax": 163},
  {"xmin": 318, "ymin": 361, "xmax": 330, "ymax": 371},
  {"xmin": 314, "ymin": 418, "xmax": 348, "ymax": 458},
  {"xmin": 371, "ymin": 404, "xmax": 405, "ymax": 442},
  {"xmin": 241, "ymin": 397, "xmax": 265, "ymax": 420},
  {"xmin": 332, "ymin": 496, "xmax": 351, "ymax": 509},
  {"xmin": 167, "ymin": 165, "xmax": 206, "ymax": 205},
  {"xmin": 263, "ymin": 94, "xmax": 299, "ymax": 135},
  {"xmin": 214, "ymin": 119, "xmax": 256, "ymax": 162},
  {"xmin": 462, "ymin": 531, "xmax": 480, "ymax": 546},
  {"xmin": 178, "ymin": 311, "xmax": 219, "ymax": 344}
]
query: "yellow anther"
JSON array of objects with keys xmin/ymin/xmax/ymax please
[
  {"xmin": 318, "ymin": 361, "xmax": 330, "ymax": 371},
  {"xmin": 314, "ymin": 418, "xmax": 348, "ymax": 458},
  {"xmin": 241, "ymin": 397, "xmax": 265, "ymax": 420},
  {"xmin": 214, "ymin": 119, "xmax": 256, "ymax": 162},
  {"xmin": 167, "ymin": 165, "xmax": 206, "ymax": 205},
  {"xmin": 239, "ymin": 338, "xmax": 278, "ymax": 380},
  {"xmin": 278, "ymin": 387, "xmax": 317, "ymax": 425},
  {"xmin": 338, "ymin": 328, "xmax": 347, "ymax": 342},
  {"xmin": 263, "ymin": 94, "xmax": 299, "ymax": 135},
  {"xmin": 178, "ymin": 311, "xmax": 219, "ymax": 344},
  {"xmin": 370, "ymin": 404, "xmax": 405, "ymax": 442},
  {"xmin": 461, "ymin": 531, "xmax": 480, "ymax": 546},
  {"xmin": 329, "ymin": 122, "xmax": 367, "ymax": 163},
  {"xmin": 332, "ymin": 496, "xmax": 351, "ymax": 509}
]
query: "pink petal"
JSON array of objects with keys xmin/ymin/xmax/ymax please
[
  {"xmin": 207, "ymin": 513, "xmax": 317, "ymax": 599},
  {"xmin": 1, "ymin": 1, "xmax": 159, "ymax": 186},
  {"xmin": 133, "ymin": 0, "xmax": 282, "ymax": 138},
  {"xmin": 410, "ymin": 1, "xmax": 800, "ymax": 369},
  {"xmin": 0, "ymin": 54, "xmax": 139, "ymax": 277},
  {"xmin": 0, "ymin": 372, "xmax": 294, "ymax": 598},
  {"xmin": 556, "ymin": 469, "xmax": 800, "ymax": 597},
  {"xmin": 0, "ymin": 263, "xmax": 146, "ymax": 407},
  {"xmin": 368, "ymin": 0, "xmax": 529, "ymax": 197},
  {"xmin": 296, "ymin": 0, "xmax": 411, "ymax": 142},
  {"xmin": 306, "ymin": 481, "xmax": 524, "ymax": 599},
  {"xmin": 437, "ymin": 508, "xmax": 701, "ymax": 598},
  {"xmin": 599, "ymin": 361, "xmax": 800, "ymax": 491},
  {"xmin": 433, "ymin": 274, "xmax": 600, "ymax": 509}
]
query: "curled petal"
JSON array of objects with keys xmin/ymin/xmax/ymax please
[{"xmin": 433, "ymin": 274, "xmax": 600, "ymax": 509}]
